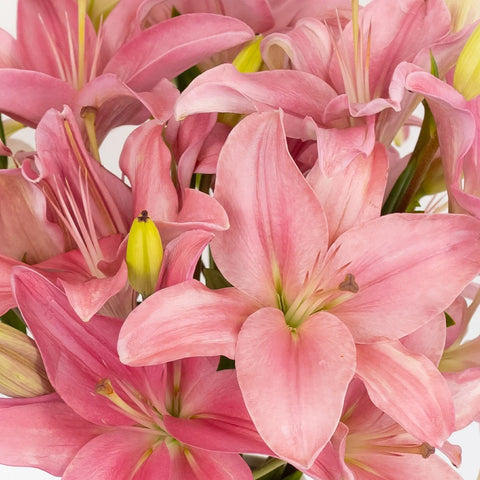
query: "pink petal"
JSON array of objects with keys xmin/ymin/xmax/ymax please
[
  {"xmin": 444, "ymin": 368, "xmax": 480, "ymax": 430},
  {"xmin": 174, "ymin": 64, "xmax": 337, "ymax": 124},
  {"xmin": 168, "ymin": 443, "xmax": 253, "ymax": 480},
  {"xmin": 236, "ymin": 308, "xmax": 356, "ymax": 468},
  {"xmin": 0, "ymin": 70, "xmax": 74, "ymax": 127},
  {"xmin": 118, "ymin": 280, "xmax": 259, "ymax": 366},
  {"xmin": 212, "ymin": 110, "xmax": 328, "ymax": 306},
  {"xmin": 307, "ymin": 136, "xmax": 387, "ymax": 244},
  {"xmin": 356, "ymin": 341, "xmax": 455, "ymax": 447},
  {"xmin": 0, "ymin": 169, "xmax": 64, "ymax": 263},
  {"xmin": 158, "ymin": 230, "xmax": 215, "ymax": 289},
  {"xmin": 325, "ymin": 214, "xmax": 480, "ymax": 341},
  {"xmin": 11, "ymin": 267, "xmax": 137, "ymax": 426},
  {"xmin": 105, "ymin": 14, "xmax": 254, "ymax": 90},
  {"xmin": 0, "ymin": 393, "xmax": 103, "ymax": 477},
  {"xmin": 62, "ymin": 429, "xmax": 156, "ymax": 480},
  {"xmin": 119, "ymin": 120, "xmax": 178, "ymax": 223}
]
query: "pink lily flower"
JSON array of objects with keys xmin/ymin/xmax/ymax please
[
  {"xmin": 307, "ymin": 380, "xmax": 463, "ymax": 480},
  {"xmin": 0, "ymin": 104, "xmax": 228, "ymax": 320},
  {"xmin": 0, "ymin": 266, "xmax": 268, "ymax": 479},
  {"xmin": 119, "ymin": 111, "xmax": 480, "ymax": 467},
  {"xmin": 0, "ymin": 0, "xmax": 254, "ymax": 140},
  {"xmin": 175, "ymin": 0, "xmax": 474, "ymax": 147}
]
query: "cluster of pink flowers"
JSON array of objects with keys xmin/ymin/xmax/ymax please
[{"xmin": 0, "ymin": 0, "xmax": 480, "ymax": 478}]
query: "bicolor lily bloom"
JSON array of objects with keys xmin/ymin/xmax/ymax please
[
  {"xmin": 0, "ymin": 0, "xmax": 254, "ymax": 142},
  {"xmin": 118, "ymin": 110, "xmax": 480, "ymax": 467},
  {"xmin": 0, "ymin": 267, "xmax": 267, "ymax": 479}
]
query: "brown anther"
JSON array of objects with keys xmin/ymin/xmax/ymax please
[
  {"xmin": 339, "ymin": 273, "xmax": 359, "ymax": 293},
  {"xmin": 138, "ymin": 210, "xmax": 149, "ymax": 222},
  {"xmin": 95, "ymin": 378, "xmax": 114, "ymax": 396},
  {"xmin": 420, "ymin": 442, "xmax": 435, "ymax": 459}
]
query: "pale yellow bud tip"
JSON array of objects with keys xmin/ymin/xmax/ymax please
[
  {"xmin": 233, "ymin": 36, "xmax": 264, "ymax": 73},
  {"xmin": 454, "ymin": 22, "xmax": 480, "ymax": 100},
  {"xmin": 126, "ymin": 210, "xmax": 163, "ymax": 298}
]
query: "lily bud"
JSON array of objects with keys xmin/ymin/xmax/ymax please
[
  {"xmin": 126, "ymin": 210, "xmax": 163, "ymax": 298},
  {"xmin": 233, "ymin": 36, "xmax": 263, "ymax": 73},
  {"xmin": 0, "ymin": 323, "xmax": 53, "ymax": 397},
  {"xmin": 453, "ymin": 22, "xmax": 480, "ymax": 100}
]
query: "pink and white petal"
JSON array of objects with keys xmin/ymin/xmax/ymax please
[
  {"xmin": 444, "ymin": 368, "xmax": 480, "ymax": 430},
  {"xmin": 236, "ymin": 308, "xmax": 356, "ymax": 468},
  {"xmin": 157, "ymin": 230, "xmax": 214, "ymax": 289},
  {"xmin": 118, "ymin": 280, "xmax": 259, "ymax": 366},
  {"xmin": 0, "ymin": 393, "xmax": 103, "ymax": 477},
  {"xmin": 303, "ymin": 423, "xmax": 348, "ymax": 480},
  {"xmin": 325, "ymin": 214, "xmax": 480, "ymax": 342},
  {"xmin": 348, "ymin": 451, "xmax": 462, "ymax": 480},
  {"xmin": 400, "ymin": 312, "xmax": 446, "ymax": 366},
  {"xmin": 356, "ymin": 341, "xmax": 455, "ymax": 447},
  {"xmin": 174, "ymin": 64, "xmax": 337, "ymax": 124},
  {"xmin": 0, "ymin": 70, "xmax": 75, "ymax": 127},
  {"xmin": 168, "ymin": 443, "xmax": 253, "ymax": 480},
  {"xmin": 12, "ymin": 267, "xmax": 136, "ymax": 426},
  {"xmin": 0, "ymin": 169, "xmax": 64, "ymax": 263},
  {"xmin": 307, "ymin": 141, "xmax": 387, "ymax": 245},
  {"xmin": 105, "ymin": 14, "xmax": 254, "ymax": 90},
  {"xmin": 212, "ymin": 110, "xmax": 328, "ymax": 306},
  {"xmin": 62, "ymin": 429, "xmax": 156, "ymax": 480}
]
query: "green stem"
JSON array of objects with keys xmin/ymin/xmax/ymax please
[
  {"xmin": 252, "ymin": 458, "xmax": 286, "ymax": 479},
  {"xmin": 381, "ymin": 101, "xmax": 439, "ymax": 214},
  {"xmin": 0, "ymin": 114, "xmax": 8, "ymax": 169}
]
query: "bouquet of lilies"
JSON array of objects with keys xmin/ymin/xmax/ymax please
[{"xmin": 1, "ymin": 0, "xmax": 480, "ymax": 478}]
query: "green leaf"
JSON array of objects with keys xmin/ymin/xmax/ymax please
[
  {"xmin": 203, "ymin": 267, "xmax": 232, "ymax": 290},
  {"xmin": 1, "ymin": 309, "xmax": 26, "ymax": 333},
  {"xmin": 217, "ymin": 356, "xmax": 236, "ymax": 371}
]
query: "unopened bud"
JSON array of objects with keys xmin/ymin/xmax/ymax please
[
  {"xmin": 454, "ymin": 22, "xmax": 480, "ymax": 100},
  {"xmin": 0, "ymin": 323, "xmax": 53, "ymax": 397},
  {"xmin": 233, "ymin": 36, "xmax": 264, "ymax": 73},
  {"xmin": 126, "ymin": 210, "xmax": 163, "ymax": 298}
]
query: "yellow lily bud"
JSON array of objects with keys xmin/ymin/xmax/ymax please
[
  {"xmin": 126, "ymin": 210, "xmax": 163, "ymax": 298},
  {"xmin": 0, "ymin": 323, "xmax": 53, "ymax": 397},
  {"xmin": 454, "ymin": 22, "xmax": 480, "ymax": 100},
  {"xmin": 85, "ymin": 0, "xmax": 121, "ymax": 30},
  {"xmin": 233, "ymin": 36, "xmax": 264, "ymax": 73}
]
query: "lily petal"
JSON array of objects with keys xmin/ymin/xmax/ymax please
[
  {"xmin": 356, "ymin": 341, "xmax": 455, "ymax": 447},
  {"xmin": 118, "ymin": 279, "xmax": 259, "ymax": 366},
  {"xmin": 236, "ymin": 308, "xmax": 356, "ymax": 468}
]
